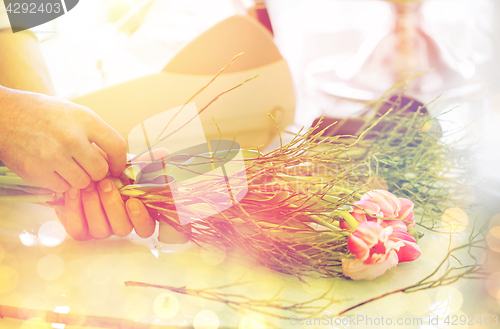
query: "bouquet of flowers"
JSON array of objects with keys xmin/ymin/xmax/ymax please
[{"xmin": 0, "ymin": 57, "xmax": 468, "ymax": 283}]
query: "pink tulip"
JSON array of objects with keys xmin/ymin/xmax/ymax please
[
  {"xmin": 343, "ymin": 221, "xmax": 416, "ymax": 280},
  {"xmin": 347, "ymin": 221, "xmax": 394, "ymax": 264},
  {"xmin": 361, "ymin": 190, "xmax": 401, "ymax": 218},
  {"xmin": 377, "ymin": 198, "xmax": 415, "ymax": 230},
  {"xmin": 341, "ymin": 191, "xmax": 421, "ymax": 280},
  {"xmin": 352, "ymin": 190, "xmax": 415, "ymax": 230},
  {"xmin": 389, "ymin": 228, "xmax": 421, "ymax": 262}
]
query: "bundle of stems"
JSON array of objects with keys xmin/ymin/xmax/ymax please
[
  {"xmin": 309, "ymin": 86, "xmax": 471, "ymax": 233},
  {"xmin": 0, "ymin": 56, "xmax": 468, "ymax": 281}
]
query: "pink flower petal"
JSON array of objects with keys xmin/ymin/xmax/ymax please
[
  {"xmin": 361, "ymin": 190, "xmax": 401, "ymax": 218},
  {"xmin": 348, "ymin": 234, "xmax": 370, "ymax": 261},
  {"xmin": 379, "ymin": 219, "xmax": 408, "ymax": 230},
  {"xmin": 389, "ymin": 228, "xmax": 421, "ymax": 262},
  {"xmin": 398, "ymin": 198, "xmax": 415, "ymax": 226},
  {"xmin": 342, "ymin": 250, "xmax": 399, "ymax": 281},
  {"xmin": 353, "ymin": 222, "xmax": 383, "ymax": 246},
  {"xmin": 398, "ymin": 198, "xmax": 414, "ymax": 217},
  {"xmin": 353, "ymin": 200, "xmax": 382, "ymax": 216},
  {"xmin": 390, "ymin": 227, "xmax": 416, "ymax": 242},
  {"xmin": 395, "ymin": 241, "xmax": 421, "ymax": 262},
  {"xmin": 352, "ymin": 212, "xmax": 367, "ymax": 223}
]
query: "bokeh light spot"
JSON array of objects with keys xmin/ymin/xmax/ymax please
[
  {"xmin": 38, "ymin": 254, "xmax": 65, "ymax": 281},
  {"xmin": 0, "ymin": 243, "xmax": 4, "ymax": 263},
  {"xmin": 19, "ymin": 231, "xmax": 37, "ymax": 246},
  {"xmin": 38, "ymin": 221, "xmax": 67, "ymax": 247},
  {"xmin": 239, "ymin": 314, "xmax": 267, "ymax": 329},
  {"xmin": 200, "ymin": 245, "xmax": 227, "ymax": 266},
  {"xmin": 489, "ymin": 213, "xmax": 500, "ymax": 230},
  {"xmin": 380, "ymin": 293, "xmax": 405, "ymax": 316},
  {"xmin": 490, "ymin": 226, "xmax": 500, "ymax": 239},
  {"xmin": 435, "ymin": 286, "xmax": 463, "ymax": 312},
  {"xmin": 405, "ymin": 291, "xmax": 431, "ymax": 315},
  {"xmin": 447, "ymin": 310, "xmax": 469, "ymax": 329},
  {"xmin": 64, "ymin": 260, "xmax": 89, "ymax": 286},
  {"xmin": 82, "ymin": 283, "xmax": 109, "ymax": 307},
  {"xmin": 486, "ymin": 272, "xmax": 500, "ymax": 297},
  {"xmin": 194, "ymin": 310, "xmax": 219, "ymax": 329},
  {"xmin": 0, "ymin": 202, "xmax": 11, "ymax": 216},
  {"xmin": 20, "ymin": 317, "xmax": 51, "ymax": 329},
  {"xmin": 123, "ymin": 295, "xmax": 150, "ymax": 320},
  {"xmin": 0, "ymin": 266, "xmax": 18, "ymax": 293},
  {"xmin": 487, "ymin": 227, "xmax": 500, "ymax": 253},
  {"xmin": 153, "ymin": 293, "xmax": 179, "ymax": 319},
  {"xmin": 441, "ymin": 208, "xmax": 468, "ymax": 233},
  {"xmin": 366, "ymin": 177, "xmax": 388, "ymax": 191},
  {"xmin": 87, "ymin": 258, "xmax": 114, "ymax": 284}
]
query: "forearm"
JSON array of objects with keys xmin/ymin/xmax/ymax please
[{"xmin": 0, "ymin": 29, "xmax": 55, "ymax": 95}]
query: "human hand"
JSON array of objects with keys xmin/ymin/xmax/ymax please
[
  {"xmin": 56, "ymin": 179, "xmax": 156, "ymax": 240},
  {"xmin": 0, "ymin": 86, "xmax": 127, "ymax": 193},
  {"xmin": 55, "ymin": 149, "xmax": 170, "ymax": 240}
]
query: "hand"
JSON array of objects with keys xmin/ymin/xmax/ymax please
[
  {"xmin": 0, "ymin": 86, "xmax": 127, "ymax": 193},
  {"xmin": 56, "ymin": 179, "xmax": 156, "ymax": 240},
  {"xmin": 55, "ymin": 148, "xmax": 170, "ymax": 240}
]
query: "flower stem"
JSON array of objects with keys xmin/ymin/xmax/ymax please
[
  {"xmin": 338, "ymin": 211, "xmax": 359, "ymax": 229},
  {"xmin": 329, "ymin": 186, "xmax": 363, "ymax": 199},
  {"xmin": 0, "ymin": 194, "xmax": 55, "ymax": 203},
  {"xmin": 308, "ymin": 215, "xmax": 343, "ymax": 232},
  {"xmin": 0, "ymin": 175, "xmax": 39, "ymax": 187}
]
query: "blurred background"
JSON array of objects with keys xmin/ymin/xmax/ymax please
[{"xmin": 30, "ymin": 0, "xmax": 500, "ymax": 323}]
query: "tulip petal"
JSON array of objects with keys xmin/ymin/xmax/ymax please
[
  {"xmin": 348, "ymin": 234, "xmax": 370, "ymax": 261},
  {"xmin": 380, "ymin": 219, "xmax": 407, "ymax": 230},
  {"xmin": 398, "ymin": 198, "xmax": 414, "ymax": 217},
  {"xmin": 353, "ymin": 221, "xmax": 383, "ymax": 246},
  {"xmin": 398, "ymin": 198, "xmax": 415, "ymax": 226},
  {"xmin": 352, "ymin": 212, "xmax": 367, "ymax": 223},
  {"xmin": 390, "ymin": 227, "xmax": 416, "ymax": 242},
  {"xmin": 395, "ymin": 241, "xmax": 421, "ymax": 262},
  {"xmin": 389, "ymin": 228, "xmax": 422, "ymax": 262},
  {"xmin": 361, "ymin": 190, "xmax": 401, "ymax": 218},
  {"xmin": 353, "ymin": 200, "xmax": 382, "ymax": 216},
  {"xmin": 342, "ymin": 250, "xmax": 399, "ymax": 281}
]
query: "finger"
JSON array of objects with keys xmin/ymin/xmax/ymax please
[
  {"xmin": 92, "ymin": 142, "xmax": 109, "ymax": 161},
  {"xmin": 97, "ymin": 178, "xmax": 133, "ymax": 237},
  {"xmin": 81, "ymin": 182, "xmax": 112, "ymax": 239},
  {"xmin": 63, "ymin": 187, "xmax": 92, "ymax": 241},
  {"xmin": 87, "ymin": 119, "xmax": 127, "ymax": 178},
  {"xmin": 31, "ymin": 172, "xmax": 70, "ymax": 193},
  {"xmin": 73, "ymin": 145, "xmax": 109, "ymax": 182},
  {"xmin": 55, "ymin": 208, "xmax": 67, "ymax": 228},
  {"xmin": 55, "ymin": 161, "xmax": 92, "ymax": 190},
  {"xmin": 126, "ymin": 198, "xmax": 155, "ymax": 238}
]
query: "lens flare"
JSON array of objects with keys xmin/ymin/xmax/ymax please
[
  {"xmin": 153, "ymin": 293, "xmax": 179, "ymax": 319},
  {"xmin": 194, "ymin": 310, "xmax": 219, "ymax": 329}
]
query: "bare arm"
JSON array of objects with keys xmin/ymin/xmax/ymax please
[
  {"xmin": 0, "ymin": 28, "xmax": 154, "ymax": 240},
  {"xmin": 0, "ymin": 30, "xmax": 55, "ymax": 95}
]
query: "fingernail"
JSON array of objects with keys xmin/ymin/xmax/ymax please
[
  {"xmin": 84, "ymin": 182, "xmax": 95, "ymax": 193},
  {"xmin": 99, "ymin": 179, "xmax": 113, "ymax": 193},
  {"xmin": 127, "ymin": 199, "xmax": 141, "ymax": 215},
  {"xmin": 68, "ymin": 187, "xmax": 79, "ymax": 199}
]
